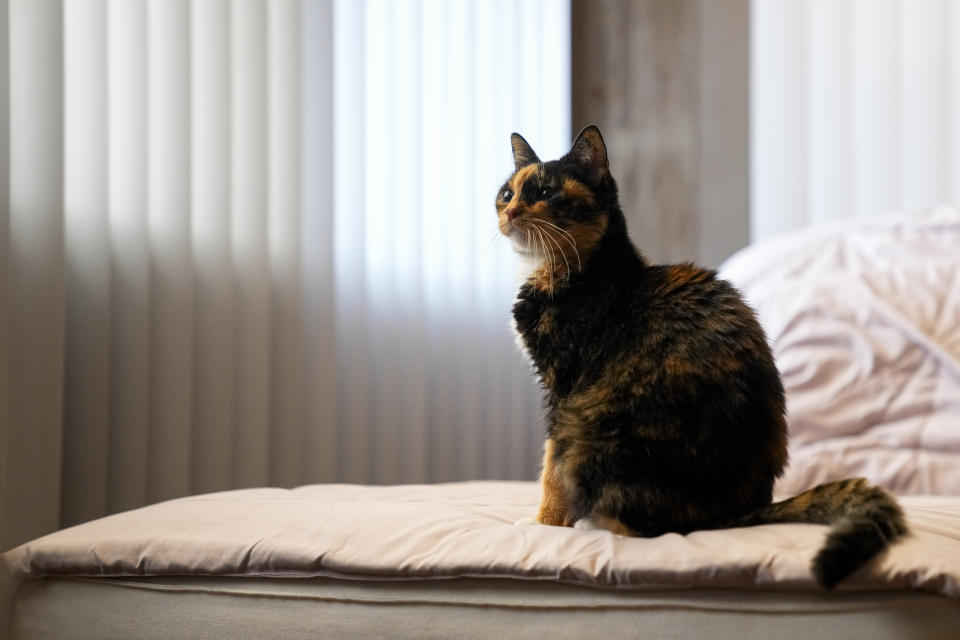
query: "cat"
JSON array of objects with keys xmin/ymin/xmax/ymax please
[{"xmin": 499, "ymin": 125, "xmax": 907, "ymax": 589}]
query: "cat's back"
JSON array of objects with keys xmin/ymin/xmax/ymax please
[
  {"xmin": 609, "ymin": 261, "xmax": 760, "ymax": 343},
  {"xmin": 644, "ymin": 262, "xmax": 737, "ymax": 312},
  {"xmin": 608, "ymin": 260, "xmax": 781, "ymax": 404}
]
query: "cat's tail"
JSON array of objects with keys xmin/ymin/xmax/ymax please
[{"xmin": 732, "ymin": 477, "xmax": 907, "ymax": 589}]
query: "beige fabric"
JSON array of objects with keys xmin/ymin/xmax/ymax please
[
  {"xmin": 9, "ymin": 577, "xmax": 960, "ymax": 640},
  {"xmin": 2, "ymin": 482, "xmax": 959, "ymax": 601},
  {"xmin": 722, "ymin": 205, "xmax": 960, "ymax": 496}
]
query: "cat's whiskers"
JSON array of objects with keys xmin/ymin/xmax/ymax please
[
  {"xmin": 529, "ymin": 224, "xmax": 557, "ymax": 293},
  {"xmin": 529, "ymin": 219, "xmax": 571, "ymax": 282},
  {"xmin": 527, "ymin": 224, "xmax": 550, "ymax": 288},
  {"xmin": 533, "ymin": 219, "xmax": 583, "ymax": 272},
  {"xmin": 526, "ymin": 225, "xmax": 545, "ymax": 266},
  {"xmin": 539, "ymin": 221, "xmax": 582, "ymax": 269},
  {"xmin": 527, "ymin": 220, "xmax": 572, "ymax": 276}
]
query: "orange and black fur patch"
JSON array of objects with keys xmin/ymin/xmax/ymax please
[{"xmin": 499, "ymin": 125, "xmax": 907, "ymax": 590}]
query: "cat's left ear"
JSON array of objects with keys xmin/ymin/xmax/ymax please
[
  {"xmin": 511, "ymin": 133, "xmax": 540, "ymax": 171},
  {"xmin": 567, "ymin": 124, "xmax": 609, "ymax": 180}
]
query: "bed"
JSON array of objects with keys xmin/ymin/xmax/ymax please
[{"xmin": 3, "ymin": 206, "xmax": 960, "ymax": 639}]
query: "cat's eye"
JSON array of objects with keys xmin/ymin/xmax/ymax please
[
  {"xmin": 501, "ymin": 188, "xmax": 513, "ymax": 202},
  {"xmin": 539, "ymin": 186, "xmax": 554, "ymax": 200}
]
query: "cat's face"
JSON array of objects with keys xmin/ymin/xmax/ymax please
[{"xmin": 496, "ymin": 126, "xmax": 612, "ymax": 279}]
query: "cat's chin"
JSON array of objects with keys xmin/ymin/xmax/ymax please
[
  {"xmin": 508, "ymin": 231, "xmax": 546, "ymax": 281},
  {"xmin": 510, "ymin": 234, "xmax": 537, "ymax": 257},
  {"xmin": 513, "ymin": 246, "xmax": 535, "ymax": 257}
]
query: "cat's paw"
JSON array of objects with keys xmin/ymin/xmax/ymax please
[
  {"xmin": 573, "ymin": 517, "xmax": 601, "ymax": 531},
  {"xmin": 514, "ymin": 516, "xmax": 542, "ymax": 526}
]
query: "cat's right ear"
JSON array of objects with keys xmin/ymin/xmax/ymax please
[
  {"xmin": 511, "ymin": 133, "xmax": 540, "ymax": 171},
  {"xmin": 566, "ymin": 124, "xmax": 609, "ymax": 181}
]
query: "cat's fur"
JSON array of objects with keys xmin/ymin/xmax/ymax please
[{"xmin": 498, "ymin": 125, "xmax": 907, "ymax": 589}]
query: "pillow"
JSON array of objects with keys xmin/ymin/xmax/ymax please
[{"xmin": 720, "ymin": 205, "xmax": 960, "ymax": 496}]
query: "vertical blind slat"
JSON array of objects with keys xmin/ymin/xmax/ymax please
[
  {"xmin": 450, "ymin": 0, "xmax": 481, "ymax": 481},
  {"xmin": 147, "ymin": 0, "xmax": 194, "ymax": 503},
  {"xmin": 852, "ymin": 0, "xmax": 901, "ymax": 217},
  {"xmin": 807, "ymin": 0, "xmax": 852, "ymax": 225},
  {"xmin": 267, "ymin": 0, "xmax": 304, "ymax": 487},
  {"xmin": 191, "ymin": 0, "xmax": 234, "ymax": 494},
  {"xmin": 107, "ymin": 0, "xmax": 151, "ymax": 513},
  {"xmin": 392, "ymin": 0, "xmax": 427, "ymax": 483},
  {"xmin": 0, "ymin": 0, "xmax": 12, "ymax": 549},
  {"xmin": 6, "ymin": 0, "xmax": 66, "ymax": 549},
  {"xmin": 363, "ymin": 0, "xmax": 395, "ymax": 483},
  {"xmin": 750, "ymin": 0, "xmax": 808, "ymax": 239},
  {"xmin": 300, "ymin": 0, "xmax": 337, "ymax": 483},
  {"xmin": 901, "ymin": 0, "xmax": 951, "ymax": 209},
  {"xmin": 63, "ymin": 0, "xmax": 111, "ymax": 526},
  {"xmin": 419, "ymin": 0, "xmax": 453, "ymax": 481},
  {"xmin": 333, "ymin": 0, "xmax": 369, "ymax": 483},
  {"xmin": 231, "ymin": 0, "xmax": 272, "ymax": 488}
]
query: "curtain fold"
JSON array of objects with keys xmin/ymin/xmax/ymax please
[
  {"xmin": 106, "ymin": 0, "xmax": 150, "ymax": 516},
  {"xmin": 0, "ymin": 0, "xmax": 9, "ymax": 559},
  {"xmin": 1, "ymin": 0, "xmax": 570, "ymax": 551},
  {"xmin": 751, "ymin": 0, "xmax": 960, "ymax": 239},
  {"xmin": 63, "ymin": 0, "xmax": 110, "ymax": 526},
  {"xmin": 5, "ymin": 0, "xmax": 67, "ymax": 552}
]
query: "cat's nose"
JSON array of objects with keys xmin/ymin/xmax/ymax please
[{"xmin": 505, "ymin": 207, "xmax": 519, "ymax": 221}]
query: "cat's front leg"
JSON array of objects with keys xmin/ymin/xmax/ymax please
[{"xmin": 535, "ymin": 438, "xmax": 572, "ymax": 526}]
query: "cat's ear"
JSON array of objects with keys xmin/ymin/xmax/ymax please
[
  {"xmin": 511, "ymin": 133, "xmax": 540, "ymax": 171},
  {"xmin": 567, "ymin": 124, "xmax": 609, "ymax": 179}
]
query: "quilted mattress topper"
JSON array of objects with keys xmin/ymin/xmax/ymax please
[{"xmin": 3, "ymin": 482, "xmax": 959, "ymax": 598}]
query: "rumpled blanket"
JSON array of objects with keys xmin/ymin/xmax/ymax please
[{"xmin": 721, "ymin": 204, "xmax": 960, "ymax": 496}]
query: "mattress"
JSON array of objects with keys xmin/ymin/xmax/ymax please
[
  {"xmin": 9, "ymin": 576, "xmax": 960, "ymax": 640},
  {"xmin": 3, "ymin": 481, "xmax": 960, "ymax": 639}
]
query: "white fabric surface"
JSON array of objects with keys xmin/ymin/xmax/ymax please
[
  {"xmin": 2, "ymin": 482, "xmax": 959, "ymax": 604},
  {"xmin": 722, "ymin": 204, "xmax": 960, "ymax": 496}
]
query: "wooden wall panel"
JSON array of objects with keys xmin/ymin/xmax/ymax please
[{"xmin": 572, "ymin": 0, "xmax": 749, "ymax": 267}]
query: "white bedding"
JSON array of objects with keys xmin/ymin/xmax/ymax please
[
  {"xmin": 721, "ymin": 204, "xmax": 960, "ymax": 496},
  {"xmin": 2, "ymin": 482, "xmax": 959, "ymax": 597},
  {"xmin": 4, "ymin": 481, "xmax": 960, "ymax": 638}
]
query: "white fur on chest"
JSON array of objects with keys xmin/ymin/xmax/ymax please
[
  {"xmin": 511, "ymin": 249, "xmax": 543, "ymax": 365},
  {"xmin": 514, "ymin": 248, "xmax": 542, "ymax": 283},
  {"xmin": 510, "ymin": 314, "xmax": 533, "ymax": 364}
]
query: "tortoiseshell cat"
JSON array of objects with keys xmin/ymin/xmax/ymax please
[{"xmin": 499, "ymin": 125, "xmax": 906, "ymax": 589}]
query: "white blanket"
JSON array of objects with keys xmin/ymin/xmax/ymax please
[
  {"xmin": 2, "ymin": 482, "xmax": 959, "ymax": 599},
  {"xmin": 722, "ymin": 204, "xmax": 960, "ymax": 496}
]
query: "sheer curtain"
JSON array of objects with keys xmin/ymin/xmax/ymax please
[
  {"xmin": 0, "ymin": 0, "xmax": 570, "ymax": 550},
  {"xmin": 751, "ymin": 0, "xmax": 960, "ymax": 240}
]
